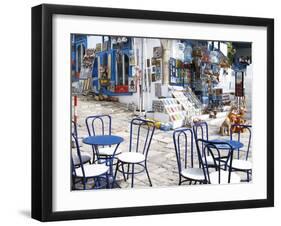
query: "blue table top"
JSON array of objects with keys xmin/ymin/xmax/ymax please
[
  {"xmin": 209, "ymin": 139, "xmax": 243, "ymax": 150},
  {"xmin": 83, "ymin": 135, "xmax": 124, "ymax": 146}
]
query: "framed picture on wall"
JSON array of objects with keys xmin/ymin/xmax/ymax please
[{"xmin": 32, "ymin": 4, "xmax": 274, "ymax": 222}]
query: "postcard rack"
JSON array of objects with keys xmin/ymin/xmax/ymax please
[
  {"xmin": 171, "ymin": 91, "xmax": 202, "ymax": 123},
  {"xmin": 153, "ymin": 98, "xmax": 186, "ymax": 129}
]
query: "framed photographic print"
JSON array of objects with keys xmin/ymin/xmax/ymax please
[{"xmin": 32, "ymin": 4, "xmax": 274, "ymax": 222}]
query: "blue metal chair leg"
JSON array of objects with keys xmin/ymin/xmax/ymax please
[
  {"xmin": 145, "ymin": 163, "xmax": 152, "ymax": 186},
  {"xmin": 127, "ymin": 164, "xmax": 130, "ymax": 180},
  {"xmin": 113, "ymin": 160, "xmax": 119, "ymax": 183},
  {"xmin": 121, "ymin": 163, "xmax": 127, "ymax": 181},
  {"xmin": 83, "ymin": 178, "xmax": 86, "ymax": 190},
  {"xmin": 131, "ymin": 164, "xmax": 135, "ymax": 188},
  {"xmin": 105, "ymin": 173, "xmax": 110, "ymax": 188},
  {"xmin": 96, "ymin": 177, "xmax": 100, "ymax": 188}
]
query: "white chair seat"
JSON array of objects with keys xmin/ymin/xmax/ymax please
[
  {"xmin": 75, "ymin": 163, "xmax": 109, "ymax": 178},
  {"xmin": 73, "ymin": 152, "xmax": 91, "ymax": 166},
  {"xmin": 117, "ymin": 152, "xmax": 145, "ymax": 164},
  {"xmin": 181, "ymin": 168, "xmax": 205, "ymax": 181},
  {"xmin": 98, "ymin": 146, "xmax": 122, "ymax": 156},
  {"xmin": 209, "ymin": 170, "xmax": 241, "ymax": 184},
  {"xmin": 205, "ymin": 156, "xmax": 216, "ymax": 165},
  {"xmin": 229, "ymin": 159, "xmax": 252, "ymax": 170}
]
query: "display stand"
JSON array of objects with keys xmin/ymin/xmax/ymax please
[
  {"xmin": 153, "ymin": 98, "xmax": 186, "ymax": 129},
  {"xmin": 171, "ymin": 90, "xmax": 202, "ymax": 123}
]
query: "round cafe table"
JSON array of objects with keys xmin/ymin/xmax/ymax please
[
  {"xmin": 83, "ymin": 135, "xmax": 124, "ymax": 147},
  {"xmin": 208, "ymin": 139, "xmax": 244, "ymax": 183},
  {"xmin": 209, "ymin": 139, "xmax": 243, "ymax": 150},
  {"xmin": 83, "ymin": 135, "xmax": 124, "ymax": 187},
  {"xmin": 83, "ymin": 135, "xmax": 124, "ymax": 163}
]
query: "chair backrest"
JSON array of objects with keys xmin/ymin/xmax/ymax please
[
  {"xmin": 193, "ymin": 121, "xmax": 209, "ymax": 160},
  {"xmin": 129, "ymin": 118, "xmax": 155, "ymax": 158},
  {"xmin": 192, "ymin": 121, "xmax": 209, "ymax": 141},
  {"xmin": 230, "ymin": 124, "xmax": 252, "ymax": 160},
  {"xmin": 85, "ymin": 115, "xmax": 112, "ymax": 136},
  {"xmin": 198, "ymin": 139, "xmax": 233, "ymax": 184},
  {"xmin": 173, "ymin": 128, "xmax": 194, "ymax": 174},
  {"xmin": 71, "ymin": 133, "xmax": 86, "ymax": 178}
]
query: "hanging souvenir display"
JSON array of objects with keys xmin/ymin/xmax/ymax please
[
  {"xmin": 108, "ymin": 81, "xmax": 115, "ymax": 92},
  {"xmin": 131, "ymin": 66, "xmax": 136, "ymax": 77},
  {"xmin": 169, "ymin": 58, "xmax": 176, "ymax": 84},
  {"xmin": 175, "ymin": 42, "xmax": 185, "ymax": 61},
  {"xmin": 209, "ymin": 50, "xmax": 220, "ymax": 64},
  {"xmin": 128, "ymin": 77, "xmax": 137, "ymax": 92},
  {"xmin": 153, "ymin": 46, "xmax": 162, "ymax": 58},
  {"xmin": 201, "ymin": 47, "xmax": 209, "ymax": 63},
  {"xmin": 99, "ymin": 66, "xmax": 110, "ymax": 86},
  {"xmin": 151, "ymin": 58, "xmax": 162, "ymax": 82},
  {"xmin": 220, "ymin": 58, "xmax": 230, "ymax": 68},
  {"xmin": 129, "ymin": 51, "xmax": 135, "ymax": 65},
  {"xmin": 183, "ymin": 44, "xmax": 193, "ymax": 63},
  {"xmin": 102, "ymin": 41, "xmax": 109, "ymax": 51},
  {"xmin": 192, "ymin": 46, "xmax": 203, "ymax": 57},
  {"xmin": 95, "ymin": 43, "xmax": 102, "ymax": 52},
  {"xmin": 80, "ymin": 48, "xmax": 96, "ymax": 80}
]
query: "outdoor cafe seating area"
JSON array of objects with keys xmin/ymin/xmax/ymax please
[{"xmin": 71, "ymin": 115, "xmax": 252, "ymax": 190}]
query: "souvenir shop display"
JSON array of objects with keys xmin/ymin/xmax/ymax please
[
  {"xmin": 169, "ymin": 57, "xmax": 192, "ymax": 86},
  {"xmin": 161, "ymin": 98, "xmax": 186, "ymax": 129},
  {"xmin": 152, "ymin": 99, "xmax": 165, "ymax": 112},
  {"xmin": 183, "ymin": 44, "xmax": 193, "ymax": 63},
  {"xmin": 153, "ymin": 46, "xmax": 162, "ymax": 58},
  {"xmin": 175, "ymin": 42, "xmax": 185, "ymax": 61},
  {"xmin": 209, "ymin": 50, "xmax": 220, "ymax": 64},
  {"xmin": 153, "ymin": 97, "xmax": 186, "ymax": 129},
  {"xmin": 151, "ymin": 58, "xmax": 162, "ymax": 82},
  {"xmin": 95, "ymin": 43, "xmax": 102, "ymax": 52},
  {"xmin": 109, "ymin": 81, "xmax": 115, "ymax": 92},
  {"xmin": 169, "ymin": 58, "xmax": 176, "ymax": 83},
  {"xmin": 171, "ymin": 91, "xmax": 201, "ymax": 123},
  {"xmin": 128, "ymin": 77, "xmax": 137, "ymax": 92},
  {"xmin": 80, "ymin": 48, "xmax": 96, "ymax": 80},
  {"xmin": 129, "ymin": 54, "xmax": 135, "ymax": 65},
  {"xmin": 99, "ymin": 66, "xmax": 110, "ymax": 86}
]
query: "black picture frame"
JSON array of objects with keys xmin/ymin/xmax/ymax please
[{"xmin": 31, "ymin": 4, "xmax": 274, "ymax": 222}]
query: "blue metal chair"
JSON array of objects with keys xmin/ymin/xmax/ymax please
[
  {"xmin": 192, "ymin": 121, "xmax": 209, "ymax": 141},
  {"xmin": 197, "ymin": 139, "xmax": 241, "ymax": 184},
  {"xmin": 192, "ymin": 121, "xmax": 214, "ymax": 167},
  {"xmin": 114, "ymin": 118, "xmax": 155, "ymax": 188},
  {"xmin": 229, "ymin": 124, "xmax": 252, "ymax": 181},
  {"xmin": 85, "ymin": 115, "xmax": 122, "ymax": 162},
  {"xmin": 72, "ymin": 121, "xmax": 91, "ymax": 167},
  {"xmin": 71, "ymin": 133, "xmax": 109, "ymax": 190},
  {"xmin": 173, "ymin": 128, "xmax": 205, "ymax": 185}
]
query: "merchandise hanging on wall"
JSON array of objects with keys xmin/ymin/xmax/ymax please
[
  {"xmin": 32, "ymin": 4, "xmax": 274, "ymax": 222},
  {"xmin": 128, "ymin": 77, "xmax": 137, "ymax": 92}
]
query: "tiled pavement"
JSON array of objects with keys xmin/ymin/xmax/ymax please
[{"xmin": 73, "ymin": 96, "xmax": 252, "ymax": 190}]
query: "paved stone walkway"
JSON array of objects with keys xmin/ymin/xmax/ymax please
[{"xmin": 73, "ymin": 96, "xmax": 252, "ymax": 190}]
